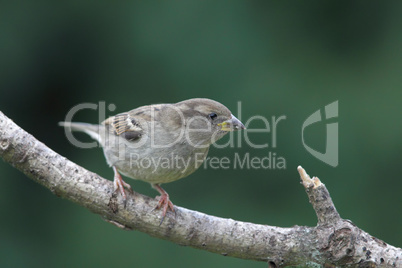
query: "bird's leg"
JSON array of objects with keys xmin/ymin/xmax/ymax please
[
  {"xmin": 152, "ymin": 184, "xmax": 175, "ymax": 224},
  {"xmin": 113, "ymin": 166, "xmax": 133, "ymax": 207}
]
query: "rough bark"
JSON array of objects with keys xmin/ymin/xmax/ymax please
[{"xmin": 0, "ymin": 111, "xmax": 401, "ymax": 267}]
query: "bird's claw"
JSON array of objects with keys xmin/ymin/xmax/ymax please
[
  {"xmin": 153, "ymin": 190, "xmax": 175, "ymax": 225},
  {"xmin": 113, "ymin": 166, "xmax": 132, "ymax": 208},
  {"xmin": 152, "ymin": 185, "xmax": 176, "ymax": 226}
]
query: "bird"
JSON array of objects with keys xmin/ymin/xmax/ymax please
[{"xmin": 60, "ymin": 98, "xmax": 245, "ymax": 223}]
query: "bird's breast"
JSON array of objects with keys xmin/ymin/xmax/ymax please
[{"xmin": 104, "ymin": 136, "xmax": 210, "ymax": 184}]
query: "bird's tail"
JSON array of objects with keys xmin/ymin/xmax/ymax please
[{"xmin": 59, "ymin": 122, "xmax": 101, "ymax": 142}]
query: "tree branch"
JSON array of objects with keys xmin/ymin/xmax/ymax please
[{"xmin": 0, "ymin": 111, "xmax": 401, "ymax": 267}]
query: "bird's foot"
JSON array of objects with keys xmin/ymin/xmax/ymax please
[
  {"xmin": 113, "ymin": 166, "xmax": 133, "ymax": 208},
  {"xmin": 152, "ymin": 184, "xmax": 175, "ymax": 225}
]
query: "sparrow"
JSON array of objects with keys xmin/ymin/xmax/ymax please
[{"xmin": 60, "ymin": 98, "xmax": 245, "ymax": 223}]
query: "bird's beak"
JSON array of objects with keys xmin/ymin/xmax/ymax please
[{"xmin": 218, "ymin": 114, "xmax": 246, "ymax": 131}]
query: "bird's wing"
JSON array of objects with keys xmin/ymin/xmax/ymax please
[
  {"xmin": 102, "ymin": 104, "xmax": 164, "ymax": 142},
  {"xmin": 103, "ymin": 112, "xmax": 143, "ymax": 141}
]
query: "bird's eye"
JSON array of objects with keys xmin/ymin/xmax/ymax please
[{"xmin": 209, "ymin": 113, "xmax": 218, "ymax": 120}]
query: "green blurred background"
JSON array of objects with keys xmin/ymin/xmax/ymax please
[{"xmin": 1, "ymin": 1, "xmax": 401, "ymax": 267}]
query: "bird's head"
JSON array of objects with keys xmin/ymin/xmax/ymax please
[{"xmin": 171, "ymin": 98, "xmax": 245, "ymax": 147}]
